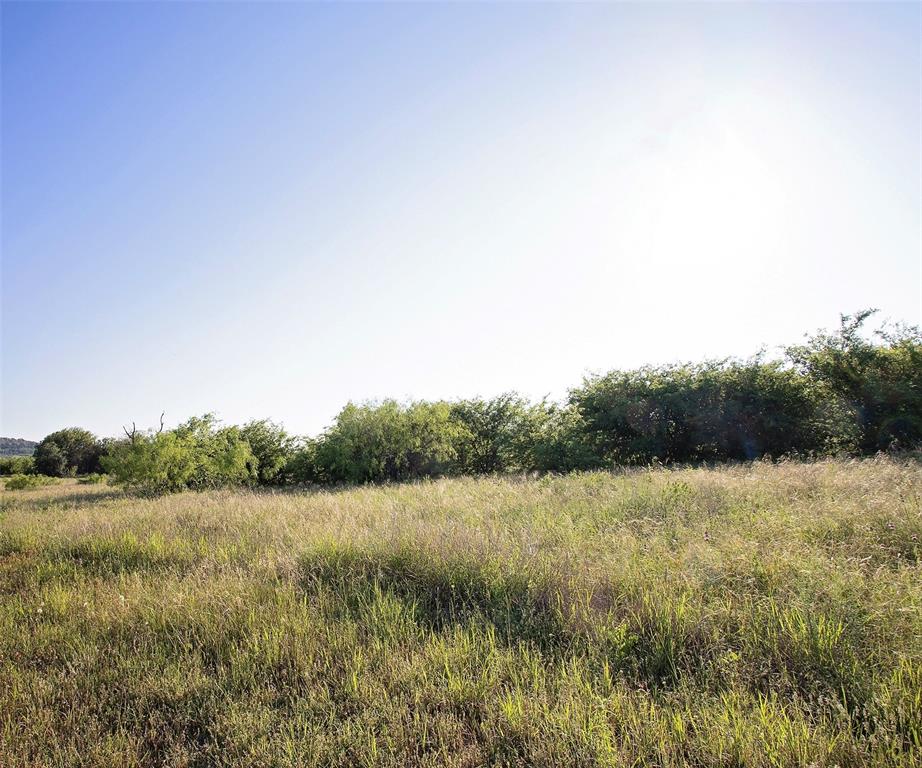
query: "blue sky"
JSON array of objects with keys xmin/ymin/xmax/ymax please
[{"xmin": 2, "ymin": 2, "xmax": 920, "ymax": 440}]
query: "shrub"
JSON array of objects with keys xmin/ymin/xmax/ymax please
[
  {"xmin": 568, "ymin": 358, "xmax": 845, "ymax": 466},
  {"xmin": 528, "ymin": 402, "xmax": 602, "ymax": 472},
  {"xmin": 283, "ymin": 439, "xmax": 320, "ymax": 484},
  {"xmin": 103, "ymin": 414, "xmax": 256, "ymax": 494},
  {"xmin": 0, "ymin": 456, "xmax": 35, "ymax": 476},
  {"xmin": 240, "ymin": 419, "xmax": 295, "ymax": 485},
  {"xmin": 173, "ymin": 415, "xmax": 257, "ymax": 489},
  {"xmin": 4, "ymin": 474, "xmax": 59, "ymax": 490},
  {"xmin": 788, "ymin": 310, "xmax": 922, "ymax": 452},
  {"xmin": 449, "ymin": 393, "xmax": 539, "ymax": 474},
  {"xmin": 314, "ymin": 400, "xmax": 465, "ymax": 483}
]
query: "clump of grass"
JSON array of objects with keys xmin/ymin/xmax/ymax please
[
  {"xmin": 0, "ymin": 458, "xmax": 919, "ymax": 767},
  {"xmin": 77, "ymin": 473, "xmax": 107, "ymax": 485}
]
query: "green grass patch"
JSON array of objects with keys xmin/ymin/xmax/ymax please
[{"xmin": 0, "ymin": 458, "xmax": 919, "ymax": 766}]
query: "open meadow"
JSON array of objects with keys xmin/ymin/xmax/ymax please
[{"xmin": 1, "ymin": 458, "xmax": 920, "ymax": 767}]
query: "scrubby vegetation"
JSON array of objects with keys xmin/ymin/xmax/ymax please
[
  {"xmin": 2, "ymin": 474, "xmax": 59, "ymax": 491},
  {"xmin": 103, "ymin": 414, "xmax": 256, "ymax": 495},
  {"xmin": 1, "ymin": 458, "xmax": 919, "ymax": 766},
  {"xmin": 94, "ymin": 311, "xmax": 921, "ymax": 492},
  {"xmin": 0, "ymin": 456, "xmax": 34, "ymax": 476},
  {"xmin": 7, "ymin": 312, "xmax": 919, "ymax": 494}
]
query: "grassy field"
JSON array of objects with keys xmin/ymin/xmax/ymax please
[{"xmin": 1, "ymin": 459, "xmax": 920, "ymax": 767}]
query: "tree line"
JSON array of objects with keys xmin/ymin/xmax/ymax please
[{"xmin": 3, "ymin": 310, "xmax": 919, "ymax": 494}]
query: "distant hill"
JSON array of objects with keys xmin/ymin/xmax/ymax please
[{"xmin": 0, "ymin": 437, "xmax": 37, "ymax": 456}]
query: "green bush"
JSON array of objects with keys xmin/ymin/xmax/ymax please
[
  {"xmin": 788, "ymin": 310, "xmax": 922, "ymax": 452},
  {"xmin": 0, "ymin": 456, "xmax": 35, "ymax": 476},
  {"xmin": 4, "ymin": 474, "xmax": 59, "ymax": 490},
  {"xmin": 449, "ymin": 393, "xmax": 540, "ymax": 474},
  {"xmin": 239, "ymin": 419, "xmax": 295, "ymax": 485},
  {"xmin": 283, "ymin": 439, "xmax": 320, "ymax": 484},
  {"xmin": 103, "ymin": 414, "xmax": 256, "ymax": 495},
  {"xmin": 314, "ymin": 400, "xmax": 465, "ymax": 483},
  {"xmin": 568, "ymin": 358, "xmax": 845, "ymax": 465},
  {"xmin": 528, "ymin": 402, "xmax": 602, "ymax": 472}
]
